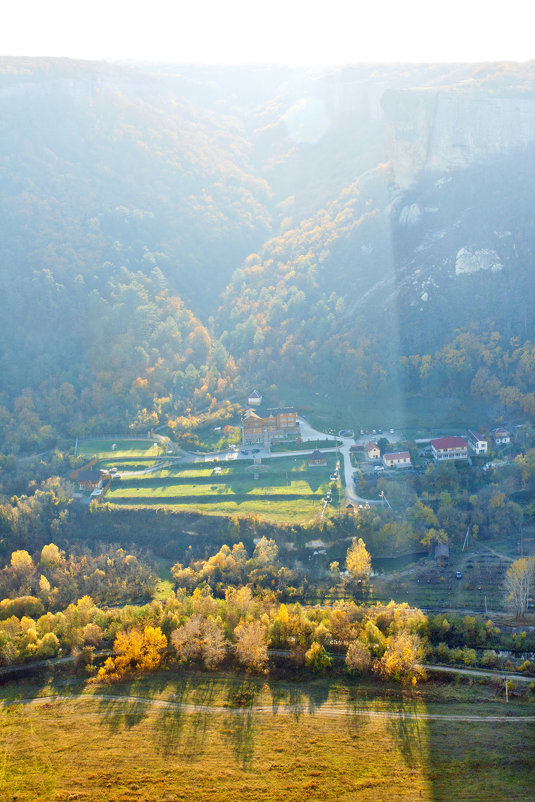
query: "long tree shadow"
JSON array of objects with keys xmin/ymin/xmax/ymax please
[
  {"xmin": 152, "ymin": 673, "xmax": 220, "ymax": 758},
  {"xmin": 385, "ymin": 693, "xmax": 426, "ymax": 767},
  {"xmin": 267, "ymin": 677, "xmax": 331, "ymax": 720},
  {"xmin": 223, "ymin": 706, "xmax": 257, "ymax": 767},
  {"xmin": 96, "ymin": 672, "xmax": 170, "ymax": 731},
  {"xmin": 222, "ymin": 678, "xmax": 260, "ymax": 767},
  {"xmin": 345, "ymin": 684, "xmax": 372, "ymax": 737}
]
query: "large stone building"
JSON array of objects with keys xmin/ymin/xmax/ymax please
[{"xmin": 241, "ymin": 406, "xmax": 299, "ymax": 446}]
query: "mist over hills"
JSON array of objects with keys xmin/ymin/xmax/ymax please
[{"xmin": 1, "ymin": 57, "xmax": 534, "ymax": 449}]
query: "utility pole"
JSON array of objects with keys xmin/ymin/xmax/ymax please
[
  {"xmin": 462, "ymin": 526, "xmax": 470, "ymax": 552},
  {"xmin": 379, "ymin": 490, "xmax": 391, "ymax": 509}
]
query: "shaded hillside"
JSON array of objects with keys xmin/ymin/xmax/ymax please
[
  {"xmin": 1, "ymin": 57, "xmax": 535, "ymax": 454},
  {"xmin": 0, "ymin": 57, "xmax": 271, "ymax": 311}
]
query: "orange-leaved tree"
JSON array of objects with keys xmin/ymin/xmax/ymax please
[{"xmin": 96, "ymin": 626, "xmax": 167, "ymax": 682}]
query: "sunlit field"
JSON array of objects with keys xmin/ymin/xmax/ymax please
[
  {"xmin": 1, "ymin": 673, "xmax": 534, "ymax": 801},
  {"xmin": 103, "ymin": 456, "xmax": 341, "ymax": 522},
  {"xmin": 77, "ymin": 439, "xmax": 164, "ymax": 460}
]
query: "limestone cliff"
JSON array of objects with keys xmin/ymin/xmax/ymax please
[{"xmin": 382, "ymin": 86, "xmax": 535, "ymax": 188}]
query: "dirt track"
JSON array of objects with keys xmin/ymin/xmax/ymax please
[{"xmin": 2, "ymin": 693, "xmax": 534, "ymax": 723}]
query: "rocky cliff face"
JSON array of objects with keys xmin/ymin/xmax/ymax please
[{"xmin": 383, "ymin": 87, "xmax": 535, "ymax": 188}]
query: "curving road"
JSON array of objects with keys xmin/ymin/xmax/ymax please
[{"xmin": 297, "ymin": 418, "xmax": 381, "ymax": 506}]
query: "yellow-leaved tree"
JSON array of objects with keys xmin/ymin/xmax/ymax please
[
  {"xmin": 504, "ymin": 557, "xmax": 535, "ymax": 618},
  {"xmin": 234, "ymin": 620, "xmax": 269, "ymax": 672},
  {"xmin": 346, "ymin": 537, "xmax": 371, "ymax": 581},
  {"xmin": 377, "ymin": 631, "xmax": 425, "ymax": 683},
  {"xmin": 96, "ymin": 626, "xmax": 167, "ymax": 682}
]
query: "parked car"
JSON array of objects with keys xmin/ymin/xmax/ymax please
[
  {"xmin": 374, "ymin": 465, "xmax": 384, "ymax": 472},
  {"xmin": 456, "ymin": 571, "xmax": 462, "ymax": 580}
]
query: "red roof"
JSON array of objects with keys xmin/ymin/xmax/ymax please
[
  {"xmin": 365, "ymin": 441, "xmax": 379, "ymax": 451},
  {"xmin": 431, "ymin": 436, "xmax": 468, "ymax": 449},
  {"xmin": 383, "ymin": 451, "xmax": 410, "ymax": 460}
]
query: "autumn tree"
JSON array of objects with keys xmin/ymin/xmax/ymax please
[
  {"xmin": 96, "ymin": 626, "xmax": 167, "ymax": 682},
  {"xmin": 346, "ymin": 538, "xmax": 371, "ymax": 581},
  {"xmin": 304, "ymin": 641, "xmax": 332, "ymax": 673},
  {"xmin": 504, "ymin": 557, "xmax": 535, "ymax": 618},
  {"xmin": 171, "ymin": 614, "xmax": 227, "ymax": 670},
  {"xmin": 40, "ymin": 543, "xmax": 62, "ymax": 566},
  {"xmin": 234, "ymin": 620, "xmax": 269, "ymax": 672},
  {"xmin": 377, "ymin": 631, "xmax": 424, "ymax": 683},
  {"xmin": 345, "ymin": 640, "xmax": 372, "ymax": 674}
]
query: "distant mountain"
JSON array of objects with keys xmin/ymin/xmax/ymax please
[{"xmin": 1, "ymin": 57, "xmax": 534, "ymax": 451}]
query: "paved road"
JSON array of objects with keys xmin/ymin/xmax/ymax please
[{"xmin": 183, "ymin": 417, "xmax": 384, "ymax": 507}]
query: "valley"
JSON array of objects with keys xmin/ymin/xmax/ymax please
[{"xmin": 0, "ymin": 55, "xmax": 534, "ymax": 801}]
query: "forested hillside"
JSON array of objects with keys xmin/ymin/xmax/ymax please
[{"xmin": 1, "ymin": 57, "xmax": 535, "ymax": 456}]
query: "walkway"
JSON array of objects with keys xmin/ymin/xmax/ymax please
[{"xmin": 2, "ymin": 693, "xmax": 533, "ymax": 723}]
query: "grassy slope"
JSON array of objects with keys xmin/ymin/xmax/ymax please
[
  {"xmin": 1, "ymin": 673, "xmax": 534, "ymax": 801},
  {"xmin": 77, "ymin": 440, "xmax": 163, "ymax": 459},
  {"xmin": 104, "ymin": 456, "xmax": 339, "ymax": 523}
]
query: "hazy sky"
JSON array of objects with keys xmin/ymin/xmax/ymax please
[{"xmin": 2, "ymin": 0, "xmax": 533, "ymax": 65}]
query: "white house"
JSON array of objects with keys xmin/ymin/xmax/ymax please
[
  {"xmin": 492, "ymin": 427, "xmax": 510, "ymax": 446},
  {"xmin": 383, "ymin": 451, "xmax": 411, "ymax": 468},
  {"xmin": 247, "ymin": 390, "xmax": 262, "ymax": 406},
  {"xmin": 431, "ymin": 436, "xmax": 468, "ymax": 461},
  {"xmin": 365, "ymin": 442, "xmax": 380, "ymax": 460},
  {"xmin": 467, "ymin": 430, "xmax": 488, "ymax": 455}
]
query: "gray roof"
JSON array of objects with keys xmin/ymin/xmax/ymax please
[{"xmin": 77, "ymin": 470, "xmax": 103, "ymax": 482}]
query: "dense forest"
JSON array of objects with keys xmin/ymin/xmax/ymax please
[{"xmin": 1, "ymin": 57, "xmax": 535, "ymax": 459}]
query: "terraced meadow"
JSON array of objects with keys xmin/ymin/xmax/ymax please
[
  {"xmin": 76, "ymin": 438, "xmax": 170, "ymax": 472},
  {"xmin": 103, "ymin": 455, "xmax": 341, "ymax": 522}
]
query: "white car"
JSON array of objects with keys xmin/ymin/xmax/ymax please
[{"xmin": 374, "ymin": 465, "xmax": 385, "ymax": 471}]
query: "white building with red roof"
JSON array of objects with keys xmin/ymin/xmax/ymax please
[
  {"xmin": 383, "ymin": 451, "xmax": 412, "ymax": 468},
  {"xmin": 365, "ymin": 442, "xmax": 381, "ymax": 460},
  {"xmin": 431, "ymin": 436, "xmax": 468, "ymax": 462}
]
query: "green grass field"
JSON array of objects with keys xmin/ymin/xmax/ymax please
[
  {"xmin": 104, "ymin": 456, "xmax": 340, "ymax": 522},
  {"xmin": 1, "ymin": 672, "xmax": 534, "ymax": 801},
  {"xmin": 77, "ymin": 439, "xmax": 164, "ymax": 460}
]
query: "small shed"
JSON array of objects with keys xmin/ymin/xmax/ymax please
[
  {"xmin": 434, "ymin": 542, "xmax": 450, "ymax": 565},
  {"xmin": 308, "ymin": 449, "xmax": 327, "ymax": 467}
]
